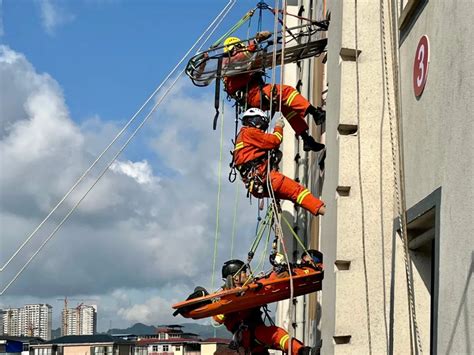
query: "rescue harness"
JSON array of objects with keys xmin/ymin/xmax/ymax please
[{"xmin": 233, "ymin": 149, "xmax": 282, "ymax": 197}]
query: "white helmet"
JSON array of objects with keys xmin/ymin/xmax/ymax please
[{"xmin": 241, "ymin": 108, "xmax": 269, "ymax": 130}]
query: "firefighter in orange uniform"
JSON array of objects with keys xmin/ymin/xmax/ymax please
[
  {"xmin": 222, "ymin": 33, "xmax": 326, "ymax": 152},
  {"xmin": 213, "ymin": 260, "xmax": 311, "ymax": 355},
  {"xmin": 234, "ymin": 108, "xmax": 326, "ymax": 216}
]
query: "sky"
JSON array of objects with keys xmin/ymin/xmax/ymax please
[{"xmin": 0, "ymin": 0, "xmax": 278, "ymax": 331}]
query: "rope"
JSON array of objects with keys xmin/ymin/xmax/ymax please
[
  {"xmin": 380, "ymin": 0, "xmax": 423, "ymax": 352},
  {"xmin": 254, "ymin": 219, "xmax": 272, "ymax": 273},
  {"xmin": 354, "ymin": 1, "xmax": 373, "ymax": 352},
  {"xmin": 230, "ymin": 181, "xmax": 240, "ymax": 259},
  {"xmin": 0, "ymin": 0, "xmax": 237, "ymax": 295},
  {"xmin": 211, "ymin": 98, "xmax": 226, "ymax": 291},
  {"xmin": 273, "ymin": 3, "xmax": 296, "ymax": 354},
  {"xmin": 212, "ymin": 8, "xmax": 256, "ymax": 48},
  {"xmin": 280, "ymin": 213, "xmax": 310, "ymax": 255},
  {"xmin": 249, "ymin": 208, "xmax": 274, "ymax": 254}
]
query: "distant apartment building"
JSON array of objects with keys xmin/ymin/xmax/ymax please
[
  {"xmin": 135, "ymin": 326, "xmax": 229, "ymax": 355},
  {"xmin": 61, "ymin": 304, "xmax": 97, "ymax": 336},
  {"xmin": 2, "ymin": 308, "xmax": 20, "ymax": 337},
  {"xmin": 0, "ymin": 310, "xmax": 3, "ymax": 334},
  {"xmin": 2, "ymin": 305, "xmax": 52, "ymax": 340},
  {"xmin": 31, "ymin": 334, "xmax": 133, "ymax": 355}
]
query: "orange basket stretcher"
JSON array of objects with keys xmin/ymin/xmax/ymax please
[{"xmin": 172, "ymin": 264, "xmax": 324, "ymax": 320}]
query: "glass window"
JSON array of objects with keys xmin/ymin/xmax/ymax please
[
  {"xmin": 175, "ymin": 346, "xmax": 180, "ymax": 351},
  {"xmin": 152, "ymin": 346, "xmax": 158, "ymax": 352},
  {"xmin": 91, "ymin": 346, "xmax": 114, "ymax": 355},
  {"xmin": 162, "ymin": 345, "xmax": 169, "ymax": 352}
]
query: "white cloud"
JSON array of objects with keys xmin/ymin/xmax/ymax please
[
  {"xmin": 37, "ymin": 0, "xmax": 74, "ymax": 35},
  {"xmin": 118, "ymin": 295, "xmax": 178, "ymax": 325},
  {"xmin": 0, "ymin": 45, "xmax": 258, "ymax": 329},
  {"xmin": 110, "ymin": 160, "xmax": 156, "ymax": 185}
]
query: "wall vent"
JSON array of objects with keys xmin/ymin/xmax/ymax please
[
  {"xmin": 333, "ymin": 335, "xmax": 352, "ymax": 344},
  {"xmin": 336, "ymin": 186, "xmax": 351, "ymax": 197},
  {"xmin": 339, "ymin": 47, "xmax": 361, "ymax": 61},
  {"xmin": 337, "ymin": 124, "xmax": 358, "ymax": 135},
  {"xmin": 335, "ymin": 260, "xmax": 351, "ymax": 270}
]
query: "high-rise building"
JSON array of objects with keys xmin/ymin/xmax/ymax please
[
  {"xmin": 61, "ymin": 304, "xmax": 97, "ymax": 336},
  {"xmin": 0, "ymin": 309, "xmax": 4, "ymax": 334},
  {"xmin": 2, "ymin": 308, "xmax": 20, "ymax": 336},
  {"xmin": 2, "ymin": 304, "xmax": 52, "ymax": 340}
]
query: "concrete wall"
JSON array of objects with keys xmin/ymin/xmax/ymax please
[
  {"xmin": 398, "ymin": 1, "xmax": 474, "ymax": 354},
  {"xmin": 63, "ymin": 345, "xmax": 90, "ymax": 355},
  {"xmin": 279, "ymin": 0, "xmax": 472, "ymax": 353},
  {"xmin": 320, "ymin": 0, "xmax": 402, "ymax": 353}
]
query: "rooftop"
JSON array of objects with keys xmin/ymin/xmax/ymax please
[{"xmin": 39, "ymin": 335, "xmax": 132, "ymax": 345}]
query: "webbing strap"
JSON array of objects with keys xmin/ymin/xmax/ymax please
[
  {"xmin": 213, "ymin": 57, "xmax": 223, "ymax": 130},
  {"xmin": 212, "ymin": 9, "xmax": 256, "ymax": 48}
]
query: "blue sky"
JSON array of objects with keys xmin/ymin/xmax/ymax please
[
  {"xmin": 0, "ymin": 0, "xmax": 280, "ymax": 331},
  {"xmin": 2, "ymin": 0, "xmax": 269, "ymax": 123}
]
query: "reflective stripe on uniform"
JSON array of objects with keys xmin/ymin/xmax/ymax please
[
  {"xmin": 297, "ymin": 189, "xmax": 310, "ymax": 204},
  {"xmin": 286, "ymin": 91, "xmax": 299, "ymax": 106},
  {"xmin": 285, "ymin": 111, "xmax": 297, "ymax": 120},
  {"xmin": 216, "ymin": 314, "xmax": 225, "ymax": 321},
  {"xmin": 273, "ymin": 131, "xmax": 283, "ymax": 142},
  {"xmin": 279, "ymin": 334, "xmax": 290, "ymax": 350},
  {"xmin": 234, "ymin": 142, "xmax": 244, "ymax": 151}
]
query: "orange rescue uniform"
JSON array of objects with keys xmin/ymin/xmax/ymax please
[
  {"xmin": 234, "ymin": 126, "xmax": 324, "ymax": 215},
  {"xmin": 223, "ymin": 43, "xmax": 311, "ymax": 136},
  {"xmin": 213, "ymin": 308, "xmax": 304, "ymax": 355}
]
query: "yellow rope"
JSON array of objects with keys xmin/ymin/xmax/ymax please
[
  {"xmin": 211, "ymin": 98, "xmax": 226, "ymax": 291},
  {"xmin": 230, "ymin": 180, "xmax": 240, "ymax": 258}
]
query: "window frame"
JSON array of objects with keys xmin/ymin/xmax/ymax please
[{"xmin": 390, "ymin": 187, "xmax": 441, "ymax": 354}]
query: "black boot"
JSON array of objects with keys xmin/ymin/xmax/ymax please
[
  {"xmin": 306, "ymin": 105, "xmax": 326, "ymax": 125},
  {"xmin": 301, "ymin": 131, "xmax": 325, "ymax": 152},
  {"xmin": 298, "ymin": 346, "xmax": 312, "ymax": 355}
]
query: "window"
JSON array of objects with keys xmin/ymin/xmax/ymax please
[
  {"xmin": 152, "ymin": 346, "xmax": 158, "ymax": 352},
  {"xmin": 175, "ymin": 346, "xmax": 180, "ymax": 351},
  {"xmin": 91, "ymin": 346, "xmax": 113, "ymax": 355},
  {"xmin": 391, "ymin": 188, "xmax": 440, "ymax": 354},
  {"xmin": 162, "ymin": 345, "xmax": 169, "ymax": 352}
]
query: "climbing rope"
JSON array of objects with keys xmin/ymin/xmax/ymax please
[
  {"xmin": 230, "ymin": 181, "xmax": 240, "ymax": 259},
  {"xmin": 353, "ymin": 1, "xmax": 373, "ymax": 352},
  {"xmin": 380, "ymin": 0, "xmax": 423, "ymax": 352},
  {"xmin": 0, "ymin": 0, "xmax": 237, "ymax": 295}
]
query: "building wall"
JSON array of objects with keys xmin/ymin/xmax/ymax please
[
  {"xmin": 200, "ymin": 343, "xmax": 216, "ymax": 355},
  {"xmin": 397, "ymin": 1, "xmax": 474, "ymax": 354},
  {"xmin": 3, "ymin": 309, "xmax": 20, "ymax": 336},
  {"xmin": 0, "ymin": 310, "xmax": 3, "ymax": 334},
  {"xmin": 317, "ymin": 0, "xmax": 404, "ymax": 354},
  {"xmin": 294, "ymin": 0, "xmax": 474, "ymax": 354},
  {"xmin": 63, "ymin": 345, "xmax": 91, "ymax": 355},
  {"xmin": 117, "ymin": 344, "xmax": 132, "ymax": 355},
  {"xmin": 62, "ymin": 305, "xmax": 97, "ymax": 336}
]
